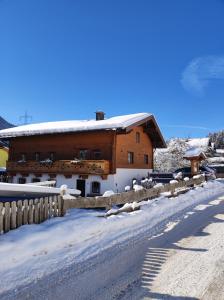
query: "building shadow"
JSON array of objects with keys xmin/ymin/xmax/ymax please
[{"xmin": 137, "ymin": 197, "xmax": 224, "ymax": 299}]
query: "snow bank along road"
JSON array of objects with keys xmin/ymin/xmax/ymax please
[{"xmin": 1, "ymin": 180, "xmax": 224, "ymax": 299}]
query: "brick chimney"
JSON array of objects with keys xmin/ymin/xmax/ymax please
[{"xmin": 95, "ymin": 111, "xmax": 105, "ymax": 121}]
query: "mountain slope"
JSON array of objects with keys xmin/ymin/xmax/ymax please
[{"xmin": 0, "ymin": 116, "xmax": 14, "ymax": 130}]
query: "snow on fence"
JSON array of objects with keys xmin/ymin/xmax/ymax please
[
  {"xmin": 0, "ymin": 175, "xmax": 205, "ymax": 235},
  {"xmin": 0, "ymin": 195, "xmax": 64, "ymax": 234},
  {"xmin": 63, "ymin": 175, "xmax": 206, "ymax": 210}
]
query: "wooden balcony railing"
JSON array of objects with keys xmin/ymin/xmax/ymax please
[{"xmin": 7, "ymin": 160, "xmax": 110, "ymax": 176}]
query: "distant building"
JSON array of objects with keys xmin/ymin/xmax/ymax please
[
  {"xmin": 0, "ymin": 112, "xmax": 166, "ymax": 196},
  {"xmin": 0, "ymin": 143, "xmax": 8, "ymax": 168},
  {"xmin": 0, "ymin": 116, "xmax": 14, "ymax": 168}
]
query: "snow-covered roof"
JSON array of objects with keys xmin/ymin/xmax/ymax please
[
  {"xmin": 187, "ymin": 138, "xmax": 209, "ymax": 150},
  {"xmin": 207, "ymin": 157, "xmax": 224, "ymax": 164},
  {"xmin": 216, "ymin": 149, "xmax": 224, "ymax": 154},
  {"xmin": 208, "ymin": 164, "xmax": 224, "ymax": 167},
  {"xmin": 184, "ymin": 147, "xmax": 206, "ymax": 159},
  {"xmin": 0, "ymin": 113, "xmax": 151, "ymax": 138}
]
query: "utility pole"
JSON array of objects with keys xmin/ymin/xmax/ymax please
[{"xmin": 19, "ymin": 111, "xmax": 32, "ymax": 125}]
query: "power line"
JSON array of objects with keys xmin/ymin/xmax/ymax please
[{"xmin": 19, "ymin": 111, "xmax": 32, "ymax": 125}]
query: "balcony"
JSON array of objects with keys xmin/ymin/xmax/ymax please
[{"xmin": 7, "ymin": 160, "xmax": 110, "ymax": 176}]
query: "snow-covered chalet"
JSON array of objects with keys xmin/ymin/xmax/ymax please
[{"xmin": 0, "ymin": 112, "xmax": 166, "ymax": 196}]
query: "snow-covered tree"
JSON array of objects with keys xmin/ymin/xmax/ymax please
[
  {"xmin": 154, "ymin": 138, "xmax": 189, "ymax": 172},
  {"xmin": 208, "ymin": 130, "xmax": 224, "ymax": 149}
]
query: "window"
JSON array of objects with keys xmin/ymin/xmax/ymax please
[
  {"xmin": 128, "ymin": 152, "xmax": 134, "ymax": 164},
  {"xmin": 18, "ymin": 177, "xmax": 26, "ymax": 184},
  {"xmin": 136, "ymin": 132, "xmax": 140, "ymax": 143},
  {"xmin": 49, "ymin": 152, "xmax": 55, "ymax": 161},
  {"xmin": 35, "ymin": 152, "xmax": 40, "ymax": 161},
  {"xmin": 32, "ymin": 178, "xmax": 40, "ymax": 183},
  {"xmin": 79, "ymin": 149, "xmax": 88, "ymax": 160},
  {"xmin": 21, "ymin": 153, "xmax": 26, "ymax": 161},
  {"xmin": 93, "ymin": 150, "xmax": 101, "ymax": 160},
  {"xmin": 48, "ymin": 177, "xmax": 56, "ymax": 183},
  {"xmin": 91, "ymin": 181, "xmax": 101, "ymax": 194},
  {"xmin": 144, "ymin": 154, "xmax": 149, "ymax": 165}
]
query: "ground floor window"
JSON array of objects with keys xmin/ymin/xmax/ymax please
[
  {"xmin": 32, "ymin": 178, "xmax": 41, "ymax": 183},
  {"xmin": 91, "ymin": 181, "xmax": 101, "ymax": 194},
  {"xmin": 18, "ymin": 177, "xmax": 26, "ymax": 184}
]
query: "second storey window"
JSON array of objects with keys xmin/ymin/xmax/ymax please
[
  {"xmin": 93, "ymin": 150, "xmax": 101, "ymax": 160},
  {"xmin": 35, "ymin": 152, "xmax": 40, "ymax": 161},
  {"xmin": 21, "ymin": 153, "xmax": 26, "ymax": 161},
  {"xmin": 49, "ymin": 152, "xmax": 55, "ymax": 161},
  {"xmin": 79, "ymin": 149, "xmax": 88, "ymax": 160},
  {"xmin": 128, "ymin": 152, "xmax": 134, "ymax": 164},
  {"xmin": 144, "ymin": 154, "xmax": 149, "ymax": 165},
  {"xmin": 136, "ymin": 132, "xmax": 140, "ymax": 143}
]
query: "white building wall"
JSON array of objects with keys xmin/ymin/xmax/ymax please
[
  {"xmin": 56, "ymin": 174, "xmax": 116, "ymax": 195},
  {"xmin": 13, "ymin": 168, "xmax": 152, "ymax": 195},
  {"xmin": 113, "ymin": 168, "xmax": 152, "ymax": 193}
]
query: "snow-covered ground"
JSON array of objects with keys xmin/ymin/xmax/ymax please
[{"xmin": 0, "ymin": 180, "xmax": 224, "ymax": 296}]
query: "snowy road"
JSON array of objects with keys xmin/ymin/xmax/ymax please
[
  {"xmin": 2, "ymin": 189, "xmax": 224, "ymax": 299},
  {"xmin": 58, "ymin": 194, "xmax": 224, "ymax": 300}
]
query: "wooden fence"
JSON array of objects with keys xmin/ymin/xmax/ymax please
[
  {"xmin": 0, "ymin": 195, "xmax": 64, "ymax": 234},
  {"xmin": 0, "ymin": 175, "xmax": 205, "ymax": 235},
  {"xmin": 63, "ymin": 175, "xmax": 206, "ymax": 210}
]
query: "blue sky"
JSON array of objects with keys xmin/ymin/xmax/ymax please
[{"xmin": 0, "ymin": 0, "xmax": 224, "ymax": 139}]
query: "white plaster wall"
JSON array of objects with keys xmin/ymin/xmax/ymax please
[
  {"xmin": 56, "ymin": 175, "xmax": 78, "ymax": 189},
  {"xmin": 56, "ymin": 174, "xmax": 116, "ymax": 196},
  {"xmin": 13, "ymin": 173, "xmax": 51, "ymax": 184},
  {"xmin": 56, "ymin": 169, "xmax": 151, "ymax": 194},
  {"xmin": 13, "ymin": 168, "xmax": 152, "ymax": 195},
  {"xmin": 113, "ymin": 168, "xmax": 152, "ymax": 193}
]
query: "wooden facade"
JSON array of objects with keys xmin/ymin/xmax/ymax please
[
  {"xmin": 116, "ymin": 126, "xmax": 153, "ymax": 169},
  {"xmin": 7, "ymin": 125, "xmax": 154, "ymax": 176},
  {"xmin": 2, "ymin": 113, "xmax": 166, "ymax": 194}
]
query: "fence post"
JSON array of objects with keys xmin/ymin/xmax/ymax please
[
  {"xmin": 4, "ymin": 202, "xmax": 10, "ymax": 233},
  {"xmin": 17, "ymin": 200, "xmax": 23, "ymax": 228},
  {"xmin": 39, "ymin": 198, "xmax": 44, "ymax": 222},
  {"xmin": 59, "ymin": 187, "xmax": 66, "ymax": 217},
  {"xmin": 49, "ymin": 196, "xmax": 53, "ymax": 218},
  {"xmin": 11, "ymin": 201, "xmax": 17, "ymax": 229},
  {"xmin": 44, "ymin": 197, "xmax": 49, "ymax": 220},
  {"xmin": 53, "ymin": 195, "xmax": 58, "ymax": 217},
  {"xmin": 23, "ymin": 200, "xmax": 29, "ymax": 225},
  {"xmin": 34, "ymin": 199, "xmax": 40, "ymax": 224},
  {"xmin": 28, "ymin": 199, "xmax": 34, "ymax": 224},
  {"xmin": 58, "ymin": 195, "xmax": 65, "ymax": 217}
]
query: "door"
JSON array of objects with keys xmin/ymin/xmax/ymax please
[{"xmin": 76, "ymin": 179, "xmax": 86, "ymax": 197}]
